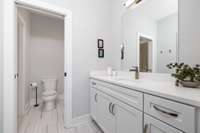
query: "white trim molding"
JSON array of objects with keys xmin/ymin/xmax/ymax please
[
  {"xmin": 69, "ymin": 114, "xmax": 92, "ymax": 128},
  {"xmin": 3, "ymin": 0, "xmax": 73, "ymax": 132}
]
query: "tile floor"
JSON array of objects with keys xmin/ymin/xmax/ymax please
[{"xmin": 18, "ymin": 101, "xmax": 102, "ymax": 133}]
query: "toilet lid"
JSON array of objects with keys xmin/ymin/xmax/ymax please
[{"xmin": 42, "ymin": 90, "xmax": 57, "ymax": 96}]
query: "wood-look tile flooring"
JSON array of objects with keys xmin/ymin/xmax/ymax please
[{"xmin": 18, "ymin": 101, "xmax": 102, "ymax": 133}]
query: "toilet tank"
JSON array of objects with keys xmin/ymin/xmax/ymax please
[{"xmin": 42, "ymin": 79, "xmax": 57, "ymax": 91}]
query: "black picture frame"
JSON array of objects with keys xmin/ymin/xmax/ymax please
[
  {"xmin": 98, "ymin": 39, "xmax": 104, "ymax": 48},
  {"xmin": 98, "ymin": 49, "xmax": 104, "ymax": 58}
]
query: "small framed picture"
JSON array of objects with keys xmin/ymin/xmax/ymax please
[
  {"xmin": 98, "ymin": 39, "xmax": 104, "ymax": 48},
  {"xmin": 98, "ymin": 49, "xmax": 104, "ymax": 58}
]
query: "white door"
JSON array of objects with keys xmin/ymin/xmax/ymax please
[
  {"xmin": 17, "ymin": 13, "xmax": 27, "ymax": 128},
  {"xmin": 17, "ymin": 18, "xmax": 24, "ymax": 126},
  {"xmin": 97, "ymin": 92, "xmax": 115, "ymax": 133},
  {"xmin": 115, "ymin": 103, "xmax": 143, "ymax": 133},
  {"xmin": 144, "ymin": 115, "xmax": 184, "ymax": 133}
]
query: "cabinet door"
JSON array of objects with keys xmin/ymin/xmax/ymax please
[
  {"xmin": 115, "ymin": 102, "xmax": 143, "ymax": 133},
  {"xmin": 97, "ymin": 93, "xmax": 115, "ymax": 133},
  {"xmin": 91, "ymin": 88, "xmax": 98, "ymax": 120},
  {"xmin": 144, "ymin": 115, "xmax": 184, "ymax": 133}
]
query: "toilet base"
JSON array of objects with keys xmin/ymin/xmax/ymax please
[
  {"xmin": 43, "ymin": 100, "xmax": 56, "ymax": 111},
  {"xmin": 34, "ymin": 104, "xmax": 39, "ymax": 107}
]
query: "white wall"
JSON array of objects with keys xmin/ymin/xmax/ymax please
[
  {"xmin": 111, "ymin": 0, "xmax": 127, "ymax": 70},
  {"xmin": 2, "ymin": 0, "xmax": 17, "ymax": 132},
  {"xmin": 0, "ymin": 0, "xmax": 3, "ymax": 132},
  {"xmin": 63, "ymin": 0, "xmax": 113, "ymax": 117},
  {"xmin": 95, "ymin": 0, "xmax": 113, "ymax": 69},
  {"xmin": 179, "ymin": 0, "xmax": 200, "ymax": 65},
  {"xmin": 157, "ymin": 13, "xmax": 178, "ymax": 73},
  {"xmin": 30, "ymin": 13, "xmax": 64, "ymax": 99},
  {"xmin": 121, "ymin": 10, "xmax": 157, "ymax": 71}
]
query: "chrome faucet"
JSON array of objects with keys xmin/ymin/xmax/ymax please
[{"xmin": 129, "ymin": 66, "xmax": 139, "ymax": 80}]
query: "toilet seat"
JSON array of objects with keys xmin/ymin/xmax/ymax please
[
  {"xmin": 41, "ymin": 78, "xmax": 57, "ymax": 111},
  {"xmin": 42, "ymin": 94, "xmax": 57, "ymax": 101}
]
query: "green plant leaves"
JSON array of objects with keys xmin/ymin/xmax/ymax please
[{"xmin": 167, "ymin": 63, "xmax": 200, "ymax": 82}]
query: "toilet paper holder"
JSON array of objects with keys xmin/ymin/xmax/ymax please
[{"xmin": 30, "ymin": 82, "xmax": 39, "ymax": 107}]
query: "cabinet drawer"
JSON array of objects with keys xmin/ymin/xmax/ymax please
[
  {"xmin": 144, "ymin": 94, "xmax": 196, "ymax": 133},
  {"xmin": 91, "ymin": 80, "xmax": 143, "ymax": 110},
  {"xmin": 144, "ymin": 114, "xmax": 183, "ymax": 133}
]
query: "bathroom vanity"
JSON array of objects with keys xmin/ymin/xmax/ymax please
[{"xmin": 90, "ymin": 73, "xmax": 200, "ymax": 133}]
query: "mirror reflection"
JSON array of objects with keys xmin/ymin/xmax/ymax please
[
  {"xmin": 139, "ymin": 36, "xmax": 153, "ymax": 72},
  {"xmin": 121, "ymin": 0, "xmax": 178, "ymax": 73}
]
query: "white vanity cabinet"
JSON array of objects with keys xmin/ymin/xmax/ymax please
[
  {"xmin": 90, "ymin": 79, "xmax": 198, "ymax": 133},
  {"xmin": 90, "ymin": 80, "xmax": 143, "ymax": 133}
]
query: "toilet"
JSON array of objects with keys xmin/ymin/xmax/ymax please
[{"xmin": 42, "ymin": 79, "xmax": 57, "ymax": 111}]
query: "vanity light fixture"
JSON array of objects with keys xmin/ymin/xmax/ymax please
[{"xmin": 123, "ymin": 0, "xmax": 142, "ymax": 8}]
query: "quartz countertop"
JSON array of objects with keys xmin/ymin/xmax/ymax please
[{"xmin": 90, "ymin": 74, "xmax": 200, "ymax": 107}]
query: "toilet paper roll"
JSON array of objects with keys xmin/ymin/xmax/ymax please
[{"xmin": 30, "ymin": 82, "xmax": 38, "ymax": 88}]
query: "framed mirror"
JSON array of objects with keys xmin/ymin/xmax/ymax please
[{"xmin": 121, "ymin": 0, "xmax": 178, "ymax": 73}]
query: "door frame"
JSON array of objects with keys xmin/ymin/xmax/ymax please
[
  {"xmin": 137, "ymin": 32, "xmax": 155, "ymax": 72},
  {"xmin": 2, "ymin": 0, "xmax": 72, "ymax": 132}
]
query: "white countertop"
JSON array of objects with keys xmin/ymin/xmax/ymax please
[{"xmin": 90, "ymin": 74, "xmax": 200, "ymax": 107}]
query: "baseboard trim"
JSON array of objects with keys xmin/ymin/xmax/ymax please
[{"xmin": 66, "ymin": 114, "xmax": 92, "ymax": 128}]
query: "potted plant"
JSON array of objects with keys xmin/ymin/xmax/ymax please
[{"xmin": 167, "ymin": 63, "xmax": 200, "ymax": 88}]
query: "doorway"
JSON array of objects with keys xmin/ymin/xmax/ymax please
[
  {"xmin": 138, "ymin": 35, "xmax": 153, "ymax": 72},
  {"xmin": 2, "ymin": 0, "xmax": 72, "ymax": 132},
  {"xmin": 17, "ymin": 6, "xmax": 66, "ymax": 132},
  {"xmin": 139, "ymin": 36, "xmax": 153, "ymax": 72}
]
